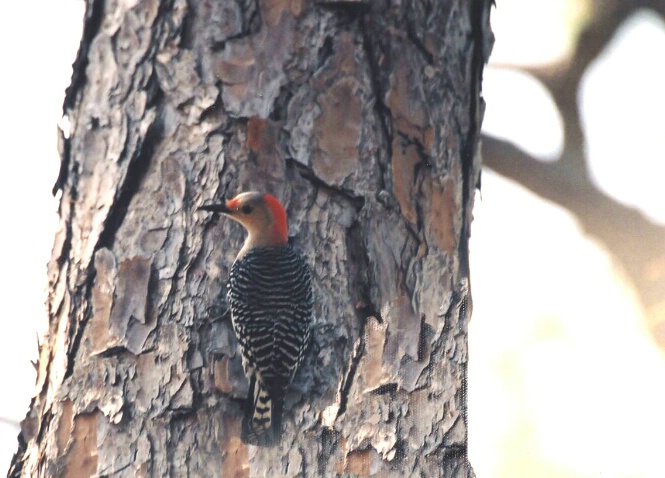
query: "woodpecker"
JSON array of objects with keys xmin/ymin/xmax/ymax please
[{"xmin": 200, "ymin": 192, "xmax": 313, "ymax": 446}]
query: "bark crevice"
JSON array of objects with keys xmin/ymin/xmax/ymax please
[
  {"xmin": 335, "ymin": 324, "xmax": 365, "ymax": 419},
  {"xmin": 359, "ymin": 16, "xmax": 393, "ymax": 194},
  {"xmin": 97, "ymin": 114, "xmax": 164, "ymax": 250}
]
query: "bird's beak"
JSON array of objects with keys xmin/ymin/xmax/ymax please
[{"xmin": 199, "ymin": 202, "xmax": 233, "ymax": 214}]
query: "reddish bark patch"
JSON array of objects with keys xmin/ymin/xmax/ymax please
[
  {"xmin": 312, "ymin": 77, "xmax": 361, "ymax": 185},
  {"xmin": 242, "ymin": 118, "xmax": 285, "ymax": 190},
  {"xmin": 426, "ymin": 179, "xmax": 457, "ymax": 253},
  {"xmin": 56, "ymin": 399, "xmax": 74, "ymax": 457},
  {"xmin": 91, "ymin": 249, "xmax": 116, "ymax": 353},
  {"xmin": 338, "ymin": 448, "xmax": 379, "ymax": 476},
  {"xmin": 63, "ymin": 412, "xmax": 98, "ymax": 478},
  {"xmin": 247, "ymin": 117, "xmax": 267, "ymax": 154},
  {"xmin": 220, "ymin": 413, "xmax": 249, "ymax": 478},
  {"xmin": 360, "ymin": 317, "xmax": 388, "ymax": 393},
  {"xmin": 213, "ymin": 356, "xmax": 234, "ymax": 394},
  {"xmin": 264, "ymin": 0, "xmax": 304, "ymax": 23}
]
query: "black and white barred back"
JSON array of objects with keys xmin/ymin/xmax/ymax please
[{"xmin": 228, "ymin": 244, "xmax": 312, "ymax": 446}]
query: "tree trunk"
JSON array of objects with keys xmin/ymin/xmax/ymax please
[{"xmin": 11, "ymin": 1, "xmax": 492, "ymax": 477}]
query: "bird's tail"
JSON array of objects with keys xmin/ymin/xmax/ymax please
[{"xmin": 242, "ymin": 376, "xmax": 283, "ymax": 447}]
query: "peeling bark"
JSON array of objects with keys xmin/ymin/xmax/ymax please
[{"xmin": 11, "ymin": 1, "xmax": 492, "ymax": 477}]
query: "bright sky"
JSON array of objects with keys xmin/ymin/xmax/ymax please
[
  {"xmin": 0, "ymin": 0, "xmax": 84, "ymax": 471},
  {"xmin": 0, "ymin": 1, "xmax": 664, "ymax": 477},
  {"xmin": 472, "ymin": 2, "xmax": 665, "ymax": 478},
  {"xmin": 581, "ymin": 10, "xmax": 665, "ymax": 225}
]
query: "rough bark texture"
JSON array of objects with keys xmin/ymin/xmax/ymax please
[{"xmin": 11, "ymin": 1, "xmax": 491, "ymax": 477}]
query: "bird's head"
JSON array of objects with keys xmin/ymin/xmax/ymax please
[{"xmin": 200, "ymin": 191, "xmax": 288, "ymax": 253}]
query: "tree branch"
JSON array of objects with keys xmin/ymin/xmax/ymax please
[
  {"xmin": 482, "ymin": 2, "xmax": 665, "ymax": 346},
  {"xmin": 482, "ymin": 134, "xmax": 665, "ymax": 329}
]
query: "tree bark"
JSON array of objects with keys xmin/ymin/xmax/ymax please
[{"xmin": 11, "ymin": 1, "xmax": 492, "ymax": 477}]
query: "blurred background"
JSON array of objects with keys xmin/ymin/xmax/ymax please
[{"xmin": 0, "ymin": 1, "xmax": 663, "ymax": 476}]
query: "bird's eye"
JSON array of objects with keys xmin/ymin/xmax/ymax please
[{"xmin": 240, "ymin": 205, "xmax": 254, "ymax": 214}]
